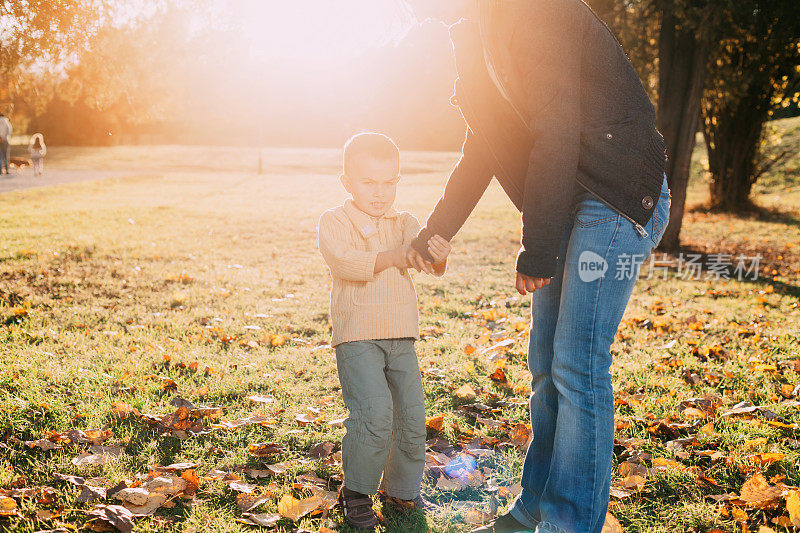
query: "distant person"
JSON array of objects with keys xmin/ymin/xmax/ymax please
[
  {"xmin": 28, "ymin": 134, "xmax": 47, "ymax": 176},
  {"xmin": 317, "ymin": 133, "xmax": 451, "ymax": 531},
  {"xmin": 0, "ymin": 113, "xmax": 11, "ymax": 175}
]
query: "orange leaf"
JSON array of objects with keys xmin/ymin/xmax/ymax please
[{"xmin": 426, "ymin": 416, "xmax": 445, "ymax": 432}]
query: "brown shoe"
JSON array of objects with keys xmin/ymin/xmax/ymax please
[
  {"xmin": 470, "ymin": 512, "xmax": 531, "ymax": 533},
  {"xmin": 339, "ymin": 486, "xmax": 379, "ymax": 531}
]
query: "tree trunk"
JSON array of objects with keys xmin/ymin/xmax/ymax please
[
  {"xmin": 655, "ymin": 0, "xmax": 711, "ymax": 252},
  {"xmin": 704, "ymin": 89, "xmax": 769, "ymax": 212}
]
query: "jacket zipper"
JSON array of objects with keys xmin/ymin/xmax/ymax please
[{"xmin": 575, "ymin": 176, "xmax": 649, "ymax": 238}]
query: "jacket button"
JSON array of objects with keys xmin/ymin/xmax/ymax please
[
  {"xmin": 642, "ymin": 196, "xmax": 654, "ymax": 209},
  {"xmin": 606, "ymin": 133, "xmax": 613, "ymax": 140},
  {"xmin": 449, "ymin": 95, "xmax": 459, "ymax": 107}
]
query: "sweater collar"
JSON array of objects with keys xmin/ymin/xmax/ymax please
[{"xmin": 343, "ymin": 199, "xmax": 399, "ymax": 239}]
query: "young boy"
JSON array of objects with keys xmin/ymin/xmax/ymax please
[{"xmin": 318, "ymin": 133, "xmax": 451, "ymax": 530}]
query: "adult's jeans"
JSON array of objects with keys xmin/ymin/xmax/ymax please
[
  {"xmin": 0, "ymin": 139, "xmax": 8, "ymax": 174},
  {"xmin": 509, "ymin": 175, "xmax": 671, "ymax": 533}
]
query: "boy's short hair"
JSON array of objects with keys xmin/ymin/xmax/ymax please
[{"xmin": 343, "ymin": 132, "xmax": 399, "ymax": 177}]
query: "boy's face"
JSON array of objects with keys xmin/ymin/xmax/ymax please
[{"xmin": 341, "ymin": 156, "xmax": 400, "ymax": 218}]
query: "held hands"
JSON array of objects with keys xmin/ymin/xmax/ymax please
[{"xmin": 404, "ymin": 235, "xmax": 451, "ymax": 276}]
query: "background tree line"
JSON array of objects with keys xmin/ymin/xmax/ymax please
[{"xmin": 0, "ymin": 0, "xmax": 798, "ymax": 249}]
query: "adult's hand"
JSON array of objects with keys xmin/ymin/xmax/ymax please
[
  {"xmin": 516, "ymin": 272, "xmax": 551, "ymax": 296},
  {"xmin": 405, "ymin": 247, "xmax": 434, "ymax": 275}
]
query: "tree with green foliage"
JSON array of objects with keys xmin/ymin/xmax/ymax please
[{"xmin": 701, "ymin": 2, "xmax": 800, "ymax": 211}]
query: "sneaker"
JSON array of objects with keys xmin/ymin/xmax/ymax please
[
  {"xmin": 379, "ymin": 492, "xmax": 439, "ymax": 514},
  {"xmin": 339, "ymin": 486, "xmax": 379, "ymax": 531}
]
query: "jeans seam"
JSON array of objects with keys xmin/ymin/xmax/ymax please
[{"xmin": 583, "ymin": 216, "xmax": 620, "ymax": 530}]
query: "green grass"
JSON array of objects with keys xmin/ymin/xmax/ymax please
[{"xmin": 0, "ymin": 120, "xmax": 799, "ymax": 532}]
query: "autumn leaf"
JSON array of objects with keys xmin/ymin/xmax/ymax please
[
  {"xmin": 747, "ymin": 452, "xmax": 785, "ymax": 466},
  {"xmin": 0, "ymin": 497, "xmax": 18, "ymax": 517},
  {"xmin": 454, "ymin": 384, "xmax": 477, "ymax": 401},
  {"xmin": 786, "ymin": 490, "xmax": 800, "ymax": 527},
  {"xmin": 507, "ymin": 423, "xmax": 532, "ymax": 448},
  {"xmin": 237, "ymin": 512, "xmax": 282, "ymax": 527},
  {"xmin": 248, "ymin": 394, "xmax": 274, "ymax": 404},
  {"xmin": 87, "ymin": 504, "xmax": 135, "ymax": 533},
  {"xmin": 248, "ymin": 442, "xmax": 285, "ymax": 457},
  {"xmin": 237, "ymin": 493, "xmax": 271, "ymax": 512},
  {"xmin": 426, "ymin": 415, "xmax": 445, "ymax": 432},
  {"xmin": 602, "ymin": 512, "xmax": 624, "ymax": 533},
  {"xmin": 277, "ymin": 493, "xmax": 324, "ymax": 521},
  {"xmin": 739, "ymin": 473, "xmax": 783, "ymax": 509}
]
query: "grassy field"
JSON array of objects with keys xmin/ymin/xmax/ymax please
[{"xmin": 0, "ymin": 118, "xmax": 799, "ymax": 533}]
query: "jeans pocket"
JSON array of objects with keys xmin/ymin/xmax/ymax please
[{"xmin": 574, "ymin": 196, "xmax": 619, "ymax": 228}]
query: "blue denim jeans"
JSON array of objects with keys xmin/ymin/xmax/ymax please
[{"xmin": 509, "ymin": 175, "xmax": 671, "ymax": 533}]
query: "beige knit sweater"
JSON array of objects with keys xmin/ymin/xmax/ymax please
[{"xmin": 318, "ymin": 199, "xmax": 420, "ymax": 347}]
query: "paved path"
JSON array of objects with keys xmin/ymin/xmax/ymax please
[{"xmin": 0, "ymin": 168, "xmax": 140, "ymax": 195}]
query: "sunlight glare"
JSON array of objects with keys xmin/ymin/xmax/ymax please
[{"xmin": 229, "ymin": 0, "xmax": 410, "ymax": 66}]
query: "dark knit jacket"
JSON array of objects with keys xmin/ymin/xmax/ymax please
[{"xmin": 410, "ymin": 0, "xmax": 667, "ymax": 277}]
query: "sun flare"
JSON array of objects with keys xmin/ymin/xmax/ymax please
[{"xmin": 228, "ymin": 0, "xmax": 411, "ymax": 66}]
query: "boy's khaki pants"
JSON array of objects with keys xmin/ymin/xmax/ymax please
[{"xmin": 335, "ymin": 338, "xmax": 426, "ymax": 499}]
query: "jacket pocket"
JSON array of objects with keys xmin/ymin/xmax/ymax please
[{"xmin": 579, "ymin": 118, "xmax": 647, "ymax": 188}]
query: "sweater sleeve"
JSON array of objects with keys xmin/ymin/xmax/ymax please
[
  {"xmin": 513, "ymin": 0, "xmax": 583, "ymax": 278},
  {"xmin": 411, "ymin": 129, "xmax": 493, "ymax": 262},
  {"xmin": 318, "ymin": 213, "xmax": 378, "ymax": 282},
  {"xmin": 401, "ymin": 213, "xmax": 421, "ymax": 246}
]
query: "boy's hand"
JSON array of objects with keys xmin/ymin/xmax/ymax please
[
  {"xmin": 427, "ymin": 235, "xmax": 451, "ymax": 264},
  {"xmin": 405, "ymin": 247, "xmax": 434, "ymax": 275}
]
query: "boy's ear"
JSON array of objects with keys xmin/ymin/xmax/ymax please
[{"xmin": 340, "ymin": 174, "xmax": 351, "ymax": 192}]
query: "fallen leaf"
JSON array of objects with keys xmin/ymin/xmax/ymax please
[
  {"xmin": 277, "ymin": 493, "xmax": 323, "ymax": 521},
  {"xmin": 237, "ymin": 493, "xmax": 271, "ymax": 512},
  {"xmin": 237, "ymin": 512, "xmax": 282, "ymax": 527},
  {"xmin": 740, "ymin": 473, "xmax": 783, "ymax": 509},
  {"xmin": 454, "ymin": 384, "xmax": 477, "ymax": 401},
  {"xmin": 602, "ymin": 512, "xmax": 624, "ymax": 533},
  {"xmin": 87, "ymin": 504, "xmax": 134, "ymax": 533},
  {"xmin": 426, "ymin": 415, "xmax": 445, "ymax": 432},
  {"xmin": 787, "ymin": 490, "xmax": 800, "ymax": 527},
  {"xmin": 0, "ymin": 497, "xmax": 17, "ymax": 517}
]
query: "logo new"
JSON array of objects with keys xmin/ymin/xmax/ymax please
[{"xmin": 578, "ymin": 250, "xmax": 608, "ymax": 282}]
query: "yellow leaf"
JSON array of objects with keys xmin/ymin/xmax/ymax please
[
  {"xmin": 464, "ymin": 345, "xmax": 476, "ymax": 355},
  {"xmin": 601, "ymin": 512, "xmax": 624, "ymax": 533},
  {"xmin": 277, "ymin": 494, "xmax": 323, "ymax": 522},
  {"xmin": 454, "ymin": 384, "xmax": 477, "ymax": 401},
  {"xmin": 786, "ymin": 490, "xmax": 800, "ymax": 527}
]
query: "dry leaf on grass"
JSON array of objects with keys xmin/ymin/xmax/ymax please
[
  {"xmin": 426, "ymin": 416, "xmax": 444, "ymax": 432},
  {"xmin": 0, "ymin": 497, "xmax": 18, "ymax": 517},
  {"xmin": 237, "ymin": 512, "xmax": 282, "ymax": 527},
  {"xmin": 786, "ymin": 490, "xmax": 800, "ymax": 527},
  {"xmin": 277, "ymin": 493, "xmax": 324, "ymax": 521},
  {"xmin": 248, "ymin": 442, "xmax": 285, "ymax": 457},
  {"xmin": 739, "ymin": 473, "xmax": 784, "ymax": 509},
  {"xmin": 87, "ymin": 504, "xmax": 134, "ymax": 533},
  {"xmin": 454, "ymin": 384, "xmax": 477, "ymax": 401},
  {"xmin": 236, "ymin": 493, "xmax": 271, "ymax": 512},
  {"xmin": 602, "ymin": 512, "xmax": 624, "ymax": 533}
]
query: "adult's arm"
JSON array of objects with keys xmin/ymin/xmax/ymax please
[
  {"xmin": 513, "ymin": 0, "xmax": 584, "ymax": 278},
  {"xmin": 411, "ymin": 129, "xmax": 493, "ymax": 263}
]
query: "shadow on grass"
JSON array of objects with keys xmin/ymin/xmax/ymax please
[{"xmin": 650, "ymin": 245, "xmax": 800, "ymax": 299}]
